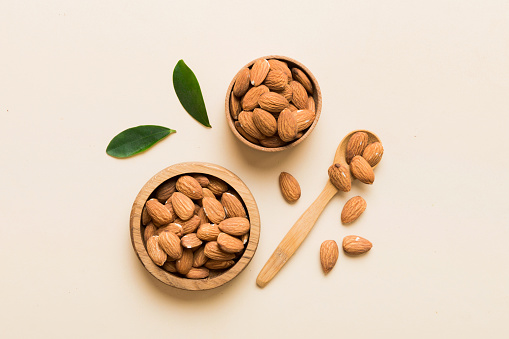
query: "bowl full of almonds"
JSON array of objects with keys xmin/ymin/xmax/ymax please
[
  {"xmin": 226, "ymin": 55, "xmax": 322, "ymax": 152},
  {"xmin": 130, "ymin": 162, "xmax": 260, "ymax": 291}
]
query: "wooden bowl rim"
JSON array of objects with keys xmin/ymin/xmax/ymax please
[
  {"xmin": 129, "ymin": 162, "xmax": 261, "ymax": 291},
  {"xmin": 225, "ymin": 55, "xmax": 322, "ymax": 152}
]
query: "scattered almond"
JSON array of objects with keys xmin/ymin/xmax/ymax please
[
  {"xmin": 342, "ymin": 235, "xmax": 372, "ymax": 255},
  {"xmin": 341, "ymin": 196, "xmax": 367, "ymax": 224},
  {"xmin": 320, "ymin": 240, "xmax": 339, "ymax": 274},
  {"xmin": 279, "ymin": 172, "xmax": 301, "ymax": 202}
]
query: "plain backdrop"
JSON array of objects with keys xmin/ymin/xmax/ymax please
[{"xmin": 1, "ymin": 1, "xmax": 508, "ymax": 338}]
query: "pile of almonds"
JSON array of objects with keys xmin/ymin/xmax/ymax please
[
  {"xmin": 229, "ymin": 58, "xmax": 317, "ymax": 148},
  {"xmin": 320, "ymin": 131, "xmax": 384, "ymax": 274},
  {"xmin": 142, "ymin": 174, "xmax": 250, "ymax": 279}
]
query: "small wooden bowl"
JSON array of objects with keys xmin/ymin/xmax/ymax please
[
  {"xmin": 129, "ymin": 162, "xmax": 261, "ymax": 291},
  {"xmin": 225, "ymin": 55, "xmax": 322, "ymax": 152}
]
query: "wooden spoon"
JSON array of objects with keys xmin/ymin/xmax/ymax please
[{"xmin": 256, "ymin": 130, "xmax": 381, "ymax": 287}]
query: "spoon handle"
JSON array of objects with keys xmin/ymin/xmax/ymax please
[{"xmin": 256, "ymin": 181, "xmax": 338, "ymax": 287}]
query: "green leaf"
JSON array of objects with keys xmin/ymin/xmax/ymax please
[
  {"xmin": 106, "ymin": 125, "xmax": 176, "ymax": 158},
  {"xmin": 173, "ymin": 59, "xmax": 211, "ymax": 127}
]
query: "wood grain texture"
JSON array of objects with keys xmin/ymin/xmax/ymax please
[
  {"xmin": 256, "ymin": 130, "xmax": 380, "ymax": 287},
  {"xmin": 130, "ymin": 162, "xmax": 260, "ymax": 291},
  {"xmin": 225, "ymin": 55, "xmax": 322, "ymax": 152}
]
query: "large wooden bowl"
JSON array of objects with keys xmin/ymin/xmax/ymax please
[
  {"xmin": 225, "ymin": 55, "xmax": 322, "ymax": 152},
  {"xmin": 129, "ymin": 162, "xmax": 260, "ymax": 291}
]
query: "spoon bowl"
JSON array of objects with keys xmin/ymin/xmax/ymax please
[{"xmin": 256, "ymin": 130, "xmax": 380, "ymax": 287}]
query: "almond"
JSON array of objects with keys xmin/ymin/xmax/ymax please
[
  {"xmin": 277, "ymin": 108, "xmax": 298, "ymax": 142},
  {"xmin": 176, "ymin": 175, "xmax": 203, "ymax": 200},
  {"xmin": 268, "ymin": 59, "xmax": 292, "ymax": 82},
  {"xmin": 204, "ymin": 259, "xmax": 235, "ymax": 270},
  {"xmin": 147, "ymin": 236, "xmax": 167, "ymax": 266},
  {"xmin": 145, "ymin": 199, "xmax": 172, "ymax": 226},
  {"xmin": 345, "ymin": 132, "xmax": 369, "ymax": 164},
  {"xmin": 362, "ymin": 142, "xmax": 384, "ymax": 167},
  {"xmin": 275, "ymin": 84, "xmax": 293, "ymax": 102},
  {"xmin": 204, "ymin": 241, "xmax": 236, "ymax": 260},
  {"xmin": 162, "ymin": 260, "xmax": 177, "ymax": 273},
  {"xmin": 232, "ymin": 68, "xmax": 250, "ymax": 97},
  {"xmin": 218, "ymin": 217, "xmax": 250, "ymax": 236},
  {"xmin": 154, "ymin": 179, "xmax": 176, "ymax": 202},
  {"xmin": 263, "ymin": 69, "xmax": 288, "ymax": 91},
  {"xmin": 202, "ymin": 197, "xmax": 226, "ymax": 224},
  {"xmin": 196, "ymin": 223, "xmax": 220, "ymax": 241},
  {"xmin": 230, "ymin": 92, "xmax": 241, "ymax": 120},
  {"xmin": 196, "ymin": 206, "xmax": 209, "ymax": 224},
  {"xmin": 260, "ymin": 135, "xmax": 287, "ymax": 148},
  {"xmin": 144, "ymin": 223, "xmax": 157, "ymax": 242},
  {"xmin": 202, "ymin": 187, "xmax": 216, "ymax": 200},
  {"xmin": 241, "ymin": 85, "xmax": 269, "ymax": 111},
  {"xmin": 328, "ymin": 163, "xmax": 351, "ymax": 192},
  {"xmin": 181, "ymin": 233, "xmax": 202, "ymax": 249},
  {"xmin": 291, "ymin": 68, "xmax": 313, "ymax": 93},
  {"xmin": 289, "ymin": 81, "xmax": 308, "ymax": 109},
  {"xmin": 156, "ymin": 223, "xmax": 183, "ymax": 237},
  {"xmin": 171, "ymin": 192, "xmax": 195, "ymax": 221},
  {"xmin": 250, "ymin": 58, "xmax": 270, "ymax": 86},
  {"xmin": 158, "ymin": 230, "xmax": 183, "ymax": 260},
  {"xmin": 186, "ymin": 267, "xmax": 209, "ymax": 279},
  {"xmin": 307, "ymin": 96, "xmax": 315, "ymax": 112},
  {"xmin": 221, "ymin": 192, "xmax": 247, "ymax": 218},
  {"xmin": 253, "ymin": 108, "xmax": 277, "ymax": 136},
  {"xmin": 207, "ymin": 178, "xmax": 229, "ymax": 196},
  {"xmin": 235, "ymin": 121, "xmax": 259, "ymax": 144},
  {"xmin": 341, "ymin": 196, "xmax": 367, "ymax": 224},
  {"xmin": 320, "ymin": 240, "xmax": 339, "ymax": 274},
  {"xmin": 288, "ymin": 104, "xmax": 298, "ymax": 112},
  {"xmin": 175, "ymin": 215, "xmax": 201, "ymax": 235},
  {"xmin": 294, "ymin": 109, "xmax": 315, "ymax": 132},
  {"xmin": 342, "ymin": 235, "xmax": 372, "ymax": 255},
  {"xmin": 238, "ymin": 111, "xmax": 266, "ymax": 140},
  {"xmin": 163, "ymin": 200, "xmax": 176, "ymax": 223},
  {"xmin": 217, "ymin": 232, "xmax": 244, "ymax": 253},
  {"xmin": 279, "ymin": 172, "xmax": 301, "ymax": 202},
  {"xmin": 192, "ymin": 246, "xmax": 208, "ymax": 267},
  {"xmin": 176, "ymin": 248, "xmax": 193, "ymax": 274},
  {"xmin": 191, "ymin": 174, "xmax": 210, "ymax": 188},
  {"xmin": 141, "ymin": 206, "xmax": 151, "ymax": 225},
  {"xmin": 258, "ymin": 92, "xmax": 289, "ymax": 113},
  {"xmin": 350, "ymin": 156, "xmax": 375, "ymax": 184}
]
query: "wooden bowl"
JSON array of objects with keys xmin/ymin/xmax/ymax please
[
  {"xmin": 225, "ymin": 55, "xmax": 322, "ymax": 152},
  {"xmin": 129, "ymin": 162, "xmax": 260, "ymax": 291}
]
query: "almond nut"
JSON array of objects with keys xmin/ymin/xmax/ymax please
[
  {"xmin": 181, "ymin": 233, "xmax": 202, "ymax": 249},
  {"xmin": 250, "ymin": 59, "xmax": 270, "ymax": 86},
  {"xmin": 204, "ymin": 259, "xmax": 235, "ymax": 270},
  {"xmin": 204, "ymin": 241, "xmax": 235, "ymax": 261},
  {"xmin": 306, "ymin": 96, "xmax": 315, "ymax": 112},
  {"xmin": 279, "ymin": 172, "xmax": 301, "ymax": 202},
  {"xmin": 186, "ymin": 267, "xmax": 209, "ymax": 279},
  {"xmin": 277, "ymin": 108, "xmax": 298, "ymax": 142},
  {"xmin": 289, "ymin": 80, "xmax": 308, "ymax": 109},
  {"xmin": 241, "ymin": 85, "xmax": 269, "ymax": 111},
  {"xmin": 291, "ymin": 68, "xmax": 313, "ymax": 93},
  {"xmin": 144, "ymin": 223, "xmax": 157, "ymax": 242},
  {"xmin": 196, "ymin": 223, "xmax": 220, "ymax": 242},
  {"xmin": 202, "ymin": 197, "xmax": 226, "ymax": 224},
  {"xmin": 171, "ymin": 192, "xmax": 195, "ymax": 221},
  {"xmin": 175, "ymin": 248, "xmax": 193, "ymax": 274},
  {"xmin": 268, "ymin": 59, "xmax": 292, "ymax": 82},
  {"xmin": 158, "ymin": 230, "xmax": 183, "ymax": 260},
  {"xmin": 218, "ymin": 217, "xmax": 250, "ymax": 236},
  {"xmin": 162, "ymin": 260, "xmax": 177, "ymax": 273},
  {"xmin": 341, "ymin": 196, "xmax": 367, "ymax": 224},
  {"xmin": 345, "ymin": 132, "xmax": 369, "ymax": 164},
  {"xmin": 362, "ymin": 142, "xmax": 384, "ymax": 167},
  {"xmin": 259, "ymin": 135, "xmax": 287, "ymax": 148},
  {"xmin": 175, "ymin": 214, "xmax": 201, "ymax": 234},
  {"xmin": 263, "ymin": 69, "xmax": 288, "ymax": 91},
  {"xmin": 232, "ymin": 67, "xmax": 250, "ymax": 97},
  {"xmin": 253, "ymin": 108, "xmax": 278, "ymax": 136},
  {"xmin": 328, "ymin": 163, "xmax": 351, "ymax": 192},
  {"xmin": 235, "ymin": 121, "xmax": 259, "ymax": 144},
  {"xmin": 294, "ymin": 109, "xmax": 315, "ymax": 132},
  {"xmin": 320, "ymin": 240, "xmax": 339, "ymax": 274},
  {"xmin": 145, "ymin": 198, "xmax": 172, "ymax": 226},
  {"xmin": 154, "ymin": 179, "xmax": 176, "ymax": 202},
  {"xmin": 217, "ymin": 232, "xmax": 244, "ymax": 253},
  {"xmin": 230, "ymin": 92, "xmax": 242, "ymax": 120},
  {"xmin": 275, "ymin": 85, "xmax": 293, "ymax": 102},
  {"xmin": 141, "ymin": 206, "xmax": 151, "ymax": 225},
  {"xmin": 196, "ymin": 206, "xmax": 209, "ymax": 225},
  {"xmin": 342, "ymin": 235, "xmax": 372, "ymax": 255},
  {"xmin": 221, "ymin": 192, "xmax": 247, "ymax": 218},
  {"xmin": 147, "ymin": 236, "xmax": 167, "ymax": 266},
  {"xmin": 156, "ymin": 223, "xmax": 183, "ymax": 237},
  {"xmin": 163, "ymin": 200, "xmax": 176, "ymax": 223},
  {"xmin": 258, "ymin": 92, "xmax": 289, "ymax": 113},
  {"xmin": 350, "ymin": 156, "xmax": 375, "ymax": 184},
  {"xmin": 176, "ymin": 175, "xmax": 203, "ymax": 200},
  {"xmin": 192, "ymin": 246, "xmax": 208, "ymax": 267}
]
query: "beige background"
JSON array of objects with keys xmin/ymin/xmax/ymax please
[{"xmin": 1, "ymin": 1, "xmax": 508, "ymax": 338}]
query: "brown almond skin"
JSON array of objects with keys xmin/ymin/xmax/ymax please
[
  {"xmin": 207, "ymin": 178, "xmax": 229, "ymax": 196},
  {"xmin": 241, "ymin": 85, "xmax": 269, "ymax": 111},
  {"xmin": 156, "ymin": 223, "xmax": 183, "ymax": 237},
  {"xmin": 238, "ymin": 111, "xmax": 266, "ymax": 140},
  {"xmin": 171, "ymin": 192, "xmax": 195, "ymax": 221},
  {"xmin": 342, "ymin": 235, "xmax": 372, "ymax": 255},
  {"xmin": 230, "ymin": 92, "xmax": 242, "ymax": 120},
  {"xmin": 158, "ymin": 231, "xmax": 183, "ymax": 260},
  {"xmin": 202, "ymin": 197, "xmax": 226, "ymax": 224},
  {"xmin": 291, "ymin": 68, "xmax": 313, "ymax": 94},
  {"xmin": 217, "ymin": 232, "xmax": 244, "ymax": 253},
  {"xmin": 260, "ymin": 135, "xmax": 287, "ymax": 148},
  {"xmin": 186, "ymin": 267, "xmax": 209, "ymax": 279},
  {"xmin": 204, "ymin": 241, "xmax": 235, "ymax": 261},
  {"xmin": 146, "ymin": 236, "xmax": 167, "ymax": 266},
  {"xmin": 176, "ymin": 175, "xmax": 203, "ymax": 200},
  {"xmin": 277, "ymin": 108, "xmax": 298, "ymax": 142},
  {"xmin": 192, "ymin": 246, "xmax": 208, "ymax": 267},
  {"xmin": 175, "ymin": 215, "xmax": 201, "ymax": 235},
  {"xmin": 294, "ymin": 109, "xmax": 315, "ymax": 132},
  {"xmin": 275, "ymin": 85, "xmax": 293, "ymax": 102},
  {"xmin": 350, "ymin": 156, "xmax": 375, "ymax": 184},
  {"xmin": 144, "ymin": 223, "xmax": 157, "ymax": 242},
  {"xmin": 232, "ymin": 68, "xmax": 250, "ymax": 97},
  {"xmin": 341, "ymin": 196, "xmax": 367, "ymax": 224},
  {"xmin": 345, "ymin": 132, "xmax": 369, "ymax": 164},
  {"xmin": 279, "ymin": 172, "xmax": 301, "ymax": 202},
  {"xmin": 141, "ymin": 206, "xmax": 151, "ymax": 226},
  {"xmin": 204, "ymin": 259, "xmax": 235, "ymax": 270},
  {"xmin": 362, "ymin": 142, "xmax": 384, "ymax": 167},
  {"xmin": 191, "ymin": 174, "xmax": 210, "ymax": 188},
  {"xmin": 263, "ymin": 69, "xmax": 288, "ymax": 91},
  {"xmin": 235, "ymin": 121, "xmax": 259, "ymax": 145},
  {"xmin": 154, "ymin": 179, "xmax": 176, "ymax": 202},
  {"xmin": 145, "ymin": 199, "xmax": 172, "ymax": 227},
  {"xmin": 268, "ymin": 59, "xmax": 292, "ymax": 82},
  {"xmin": 221, "ymin": 192, "xmax": 247, "ymax": 218},
  {"xmin": 307, "ymin": 96, "xmax": 315, "ymax": 112},
  {"xmin": 181, "ymin": 233, "xmax": 202, "ymax": 250},
  {"xmin": 196, "ymin": 223, "xmax": 220, "ymax": 242},
  {"xmin": 163, "ymin": 200, "xmax": 176, "ymax": 223},
  {"xmin": 218, "ymin": 217, "xmax": 250, "ymax": 236},
  {"xmin": 162, "ymin": 260, "xmax": 177, "ymax": 273},
  {"xmin": 258, "ymin": 92, "xmax": 289, "ymax": 113},
  {"xmin": 175, "ymin": 248, "xmax": 193, "ymax": 275},
  {"xmin": 328, "ymin": 163, "xmax": 351, "ymax": 192},
  {"xmin": 289, "ymin": 81, "xmax": 308, "ymax": 109},
  {"xmin": 250, "ymin": 59, "xmax": 270, "ymax": 86},
  {"xmin": 320, "ymin": 240, "xmax": 339, "ymax": 274},
  {"xmin": 253, "ymin": 108, "xmax": 277, "ymax": 137}
]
